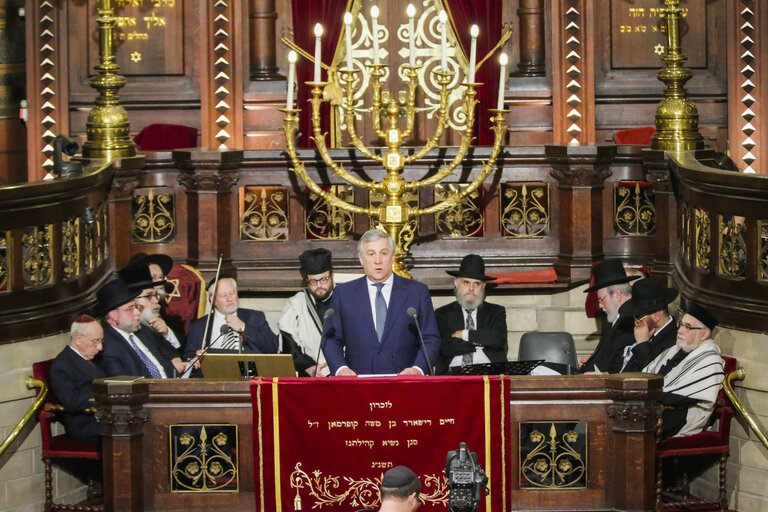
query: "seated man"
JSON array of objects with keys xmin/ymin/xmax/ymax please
[
  {"xmin": 617, "ymin": 278, "xmax": 678, "ymax": 372},
  {"xmin": 322, "ymin": 229, "xmax": 440, "ymax": 376},
  {"xmin": 278, "ymin": 248, "xmax": 335, "ymax": 377},
  {"xmin": 579, "ymin": 260, "xmax": 640, "ymax": 373},
  {"xmin": 644, "ymin": 301, "xmax": 725, "ymax": 438},
  {"xmin": 378, "ymin": 465, "xmax": 422, "ymax": 512},
  {"xmin": 184, "ymin": 277, "xmax": 279, "ymax": 360},
  {"xmin": 435, "ymin": 254, "xmax": 507, "ymax": 374},
  {"xmin": 97, "ymin": 278, "xmax": 178, "ymax": 379},
  {"xmin": 50, "ymin": 315, "xmax": 106, "ymax": 442}
]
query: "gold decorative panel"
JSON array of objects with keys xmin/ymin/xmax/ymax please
[
  {"xmin": 718, "ymin": 214, "xmax": 746, "ymax": 278},
  {"xmin": 680, "ymin": 201, "xmax": 691, "ymax": 266},
  {"xmin": 369, "ymin": 189, "xmax": 418, "ymax": 232},
  {"xmin": 62, "ymin": 216, "xmax": 81, "ymax": 281},
  {"xmin": 614, "ymin": 181, "xmax": 655, "ymax": 236},
  {"xmin": 694, "ymin": 208, "xmax": 710, "ymax": 270},
  {"xmin": 84, "ymin": 203, "xmax": 109, "ymax": 272},
  {"xmin": 435, "ymin": 184, "xmax": 483, "ymax": 238},
  {"xmin": 500, "ymin": 183, "xmax": 549, "ymax": 237},
  {"xmin": 169, "ymin": 424, "xmax": 238, "ymax": 493},
  {"xmin": 132, "ymin": 188, "xmax": 176, "ymax": 243},
  {"xmin": 240, "ymin": 186, "xmax": 289, "ymax": 241},
  {"xmin": 22, "ymin": 225, "xmax": 53, "ymax": 287},
  {"xmin": 519, "ymin": 422, "xmax": 587, "ymax": 489},
  {"xmin": 760, "ymin": 220, "xmax": 768, "ymax": 282},
  {"xmin": 0, "ymin": 232, "xmax": 8, "ymax": 292},
  {"xmin": 306, "ymin": 186, "xmax": 354, "ymax": 240}
]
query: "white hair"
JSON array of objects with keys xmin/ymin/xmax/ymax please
[
  {"xmin": 208, "ymin": 277, "xmax": 238, "ymax": 297},
  {"xmin": 357, "ymin": 229, "xmax": 395, "ymax": 255}
]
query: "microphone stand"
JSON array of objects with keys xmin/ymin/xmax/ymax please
[
  {"xmin": 407, "ymin": 307, "xmax": 433, "ymax": 376},
  {"xmin": 313, "ymin": 308, "xmax": 335, "ymax": 377}
]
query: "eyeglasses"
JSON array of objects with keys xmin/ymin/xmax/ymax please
[
  {"xmin": 137, "ymin": 292, "xmax": 159, "ymax": 301},
  {"xmin": 119, "ymin": 304, "xmax": 138, "ymax": 312},
  {"xmin": 307, "ymin": 276, "xmax": 331, "ymax": 286},
  {"xmin": 677, "ymin": 321, "xmax": 705, "ymax": 332}
]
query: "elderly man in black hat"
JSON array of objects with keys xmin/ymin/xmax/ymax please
[
  {"xmin": 278, "ymin": 248, "xmax": 335, "ymax": 377},
  {"xmin": 617, "ymin": 278, "xmax": 679, "ymax": 373},
  {"xmin": 378, "ymin": 465, "xmax": 422, "ymax": 512},
  {"xmin": 579, "ymin": 260, "xmax": 641, "ymax": 373},
  {"xmin": 644, "ymin": 301, "xmax": 725, "ymax": 437},
  {"xmin": 434, "ymin": 254, "xmax": 508, "ymax": 375},
  {"xmin": 96, "ymin": 278, "xmax": 178, "ymax": 379}
]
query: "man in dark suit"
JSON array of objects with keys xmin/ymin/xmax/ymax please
[
  {"xmin": 434, "ymin": 254, "xmax": 507, "ymax": 374},
  {"xmin": 184, "ymin": 277, "xmax": 278, "ymax": 360},
  {"xmin": 96, "ymin": 278, "xmax": 178, "ymax": 379},
  {"xmin": 50, "ymin": 315, "xmax": 106, "ymax": 442},
  {"xmin": 322, "ymin": 229, "xmax": 441, "ymax": 376},
  {"xmin": 579, "ymin": 260, "xmax": 641, "ymax": 374},
  {"xmin": 618, "ymin": 277, "xmax": 679, "ymax": 372}
]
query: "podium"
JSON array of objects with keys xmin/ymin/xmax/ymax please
[{"xmin": 93, "ymin": 374, "xmax": 662, "ymax": 512}]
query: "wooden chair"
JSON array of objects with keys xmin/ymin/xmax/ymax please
[
  {"xmin": 32, "ymin": 359, "xmax": 103, "ymax": 512},
  {"xmin": 655, "ymin": 355, "xmax": 738, "ymax": 512}
]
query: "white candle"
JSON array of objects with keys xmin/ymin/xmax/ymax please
[
  {"xmin": 438, "ymin": 10, "xmax": 447, "ymax": 72},
  {"xmin": 313, "ymin": 23, "xmax": 323, "ymax": 82},
  {"xmin": 497, "ymin": 53, "xmax": 508, "ymax": 110},
  {"xmin": 407, "ymin": 4, "xmax": 416, "ymax": 66},
  {"xmin": 468, "ymin": 25, "xmax": 478, "ymax": 83},
  {"xmin": 344, "ymin": 12, "xmax": 354, "ymax": 70},
  {"xmin": 286, "ymin": 50, "xmax": 297, "ymax": 109},
  {"xmin": 371, "ymin": 6, "xmax": 380, "ymax": 65}
]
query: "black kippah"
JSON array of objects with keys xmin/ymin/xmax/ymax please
[
  {"xmin": 299, "ymin": 248, "xmax": 332, "ymax": 275},
  {"xmin": 382, "ymin": 466, "xmax": 418, "ymax": 487}
]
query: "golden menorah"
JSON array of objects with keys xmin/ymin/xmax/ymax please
[{"xmin": 282, "ymin": 7, "xmax": 509, "ymax": 278}]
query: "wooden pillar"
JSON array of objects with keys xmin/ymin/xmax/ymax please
[
  {"xmin": 606, "ymin": 375, "xmax": 662, "ymax": 512},
  {"xmin": 106, "ymin": 158, "xmax": 145, "ymax": 270},
  {"xmin": 642, "ymin": 149, "xmax": 677, "ymax": 280},
  {"xmin": 548, "ymin": 144, "xmax": 615, "ymax": 281},
  {"xmin": 513, "ymin": 0, "xmax": 546, "ymax": 77},
  {"xmin": 248, "ymin": 0, "xmax": 282, "ymax": 81},
  {"xmin": 176, "ymin": 149, "xmax": 241, "ymax": 278},
  {"xmin": 94, "ymin": 378, "xmax": 149, "ymax": 512}
]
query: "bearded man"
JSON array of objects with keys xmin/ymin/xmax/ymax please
[{"xmin": 434, "ymin": 254, "xmax": 508, "ymax": 375}]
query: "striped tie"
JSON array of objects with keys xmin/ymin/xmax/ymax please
[
  {"xmin": 462, "ymin": 309, "xmax": 475, "ymax": 366},
  {"xmin": 128, "ymin": 334, "xmax": 163, "ymax": 378}
]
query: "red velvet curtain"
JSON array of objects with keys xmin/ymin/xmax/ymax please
[
  {"xmin": 291, "ymin": 0, "xmax": 349, "ymax": 148},
  {"xmin": 444, "ymin": 0, "xmax": 503, "ymax": 146}
]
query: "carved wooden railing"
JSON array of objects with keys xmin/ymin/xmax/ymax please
[{"xmin": 0, "ymin": 162, "xmax": 115, "ymax": 341}]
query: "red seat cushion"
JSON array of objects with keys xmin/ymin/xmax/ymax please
[
  {"xmin": 614, "ymin": 126, "xmax": 656, "ymax": 145},
  {"xmin": 44, "ymin": 434, "xmax": 100, "ymax": 459},
  {"xmin": 133, "ymin": 123, "xmax": 198, "ymax": 151}
]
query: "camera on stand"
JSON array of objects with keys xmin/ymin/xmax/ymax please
[{"xmin": 444, "ymin": 442, "xmax": 489, "ymax": 512}]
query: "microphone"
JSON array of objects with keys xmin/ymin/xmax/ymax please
[
  {"xmin": 313, "ymin": 308, "xmax": 335, "ymax": 377},
  {"xmin": 407, "ymin": 307, "xmax": 433, "ymax": 376}
]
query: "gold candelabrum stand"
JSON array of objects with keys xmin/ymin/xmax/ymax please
[
  {"xmin": 283, "ymin": 64, "xmax": 508, "ymax": 278},
  {"xmin": 651, "ymin": 0, "xmax": 704, "ymax": 152}
]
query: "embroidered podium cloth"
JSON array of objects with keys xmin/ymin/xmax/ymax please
[{"xmin": 250, "ymin": 375, "xmax": 509, "ymax": 512}]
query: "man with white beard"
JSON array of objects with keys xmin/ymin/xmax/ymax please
[
  {"xmin": 434, "ymin": 254, "xmax": 508, "ymax": 374},
  {"xmin": 643, "ymin": 301, "xmax": 725, "ymax": 438}
]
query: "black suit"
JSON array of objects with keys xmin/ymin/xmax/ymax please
[
  {"xmin": 50, "ymin": 346, "xmax": 106, "ymax": 442},
  {"xmin": 97, "ymin": 324, "xmax": 177, "ymax": 378},
  {"xmin": 579, "ymin": 315, "xmax": 635, "ymax": 374},
  {"xmin": 434, "ymin": 301, "xmax": 508, "ymax": 375},
  {"xmin": 621, "ymin": 319, "xmax": 677, "ymax": 372},
  {"xmin": 184, "ymin": 308, "xmax": 279, "ymax": 360}
]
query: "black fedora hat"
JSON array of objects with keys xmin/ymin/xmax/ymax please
[
  {"xmin": 118, "ymin": 252, "xmax": 171, "ymax": 290},
  {"xmin": 682, "ymin": 301, "xmax": 718, "ymax": 331},
  {"xmin": 584, "ymin": 259, "xmax": 641, "ymax": 293},
  {"xmin": 446, "ymin": 254, "xmax": 496, "ymax": 282},
  {"xmin": 96, "ymin": 278, "xmax": 141, "ymax": 317},
  {"xmin": 618, "ymin": 278, "xmax": 678, "ymax": 318}
]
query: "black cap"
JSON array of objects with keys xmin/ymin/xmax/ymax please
[
  {"xmin": 382, "ymin": 466, "xmax": 419, "ymax": 487},
  {"xmin": 618, "ymin": 278, "xmax": 678, "ymax": 318},
  {"xmin": 446, "ymin": 254, "xmax": 496, "ymax": 281},
  {"xmin": 584, "ymin": 259, "xmax": 641, "ymax": 293},
  {"xmin": 96, "ymin": 278, "xmax": 141, "ymax": 317},
  {"xmin": 683, "ymin": 301, "xmax": 718, "ymax": 331},
  {"xmin": 118, "ymin": 252, "xmax": 171, "ymax": 290},
  {"xmin": 299, "ymin": 248, "xmax": 333, "ymax": 275}
]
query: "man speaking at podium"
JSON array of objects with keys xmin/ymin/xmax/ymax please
[{"xmin": 322, "ymin": 230, "xmax": 440, "ymax": 376}]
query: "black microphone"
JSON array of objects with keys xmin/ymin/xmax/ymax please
[
  {"xmin": 407, "ymin": 307, "xmax": 433, "ymax": 376},
  {"xmin": 313, "ymin": 308, "xmax": 335, "ymax": 377},
  {"xmin": 180, "ymin": 324, "xmax": 233, "ymax": 378}
]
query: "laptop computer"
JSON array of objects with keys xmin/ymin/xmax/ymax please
[{"xmin": 200, "ymin": 353, "xmax": 296, "ymax": 380}]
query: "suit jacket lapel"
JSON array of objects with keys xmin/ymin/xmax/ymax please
[
  {"xmin": 355, "ymin": 278, "xmax": 378, "ymax": 340},
  {"xmin": 381, "ymin": 275, "xmax": 408, "ymax": 344}
]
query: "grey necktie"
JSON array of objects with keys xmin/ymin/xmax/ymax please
[
  {"xmin": 128, "ymin": 334, "xmax": 163, "ymax": 378},
  {"xmin": 462, "ymin": 309, "xmax": 475, "ymax": 366},
  {"xmin": 374, "ymin": 283, "xmax": 387, "ymax": 342}
]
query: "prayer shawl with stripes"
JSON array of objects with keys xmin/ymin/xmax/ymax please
[{"xmin": 644, "ymin": 339, "xmax": 724, "ymax": 437}]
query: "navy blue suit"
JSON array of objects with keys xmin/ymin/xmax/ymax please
[
  {"xmin": 322, "ymin": 274, "xmax": 440, "ymax": 375},
  {"xmin": 184, "ymin": 308, "xmax": 279, "ymax": 360},
  {"xmin": 97, "ymin": 323, "xmax": 177, "ymax": 378},
  {"xmin": 50, "ymin": 346, "xmax": 106, "ymax": 441}
]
